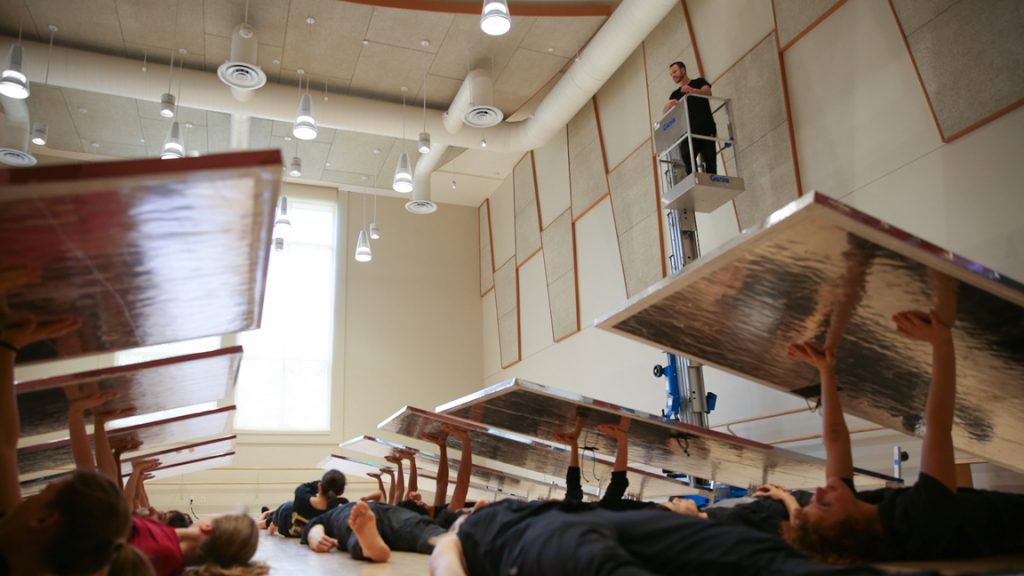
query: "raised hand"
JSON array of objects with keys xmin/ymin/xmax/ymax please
[
  {"xmin": 786, "ymin": 341, "xmax": 834, "ymax": 370},
  {"xmin": 131, "ymin": 458, "xmax": 161, "ymax": 474},
  {"xmin": 69, "ymin": 391, "xmax": 120, "ymax": 414},
  {"xmin": 892, "ymin": 310, "xmax": 951, "ymax": 344},
  {"xmin": 0, "ymin": 315, "xmax": 82, "ymax": 351}
]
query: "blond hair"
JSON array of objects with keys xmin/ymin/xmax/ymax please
[{"xmin": 195, "ymin": 514, "xmax": 269, "ymax": 576}]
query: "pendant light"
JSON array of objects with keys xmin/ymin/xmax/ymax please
[
  {"xmin": 286, "ymin": 140, "xmax": 302, "ymax": 177},
  {"xmin": 293, "ymin": 70, "xmax": 318, "ymax": 140},
  {"xmin": 160, "ymin": 49, "xmax": 177, "ymax": 118},
  {"xmin": 369, "ymin": 194, "xmax": 381, "ymax": 239},
  {"xmin": 273, "ymin": 196, "xmax": 292, "ymax": 252},
  {"xmin": 161, "ymin": 120, "xmax": 184, "ymax": 159},
  {"xmin": 0, "ymin": 24, "xmax": 29, "ymax": 99},
  {"xmin": 480, "ymin": 0, "xmax": 511, "ymax": 36},
  {"xmin": 417, "ymin": 75, "xmax": 431, "ymax": 154},
  {"xmin": 392, "ymin": 87, "xmax": 414, "ymax": 193},
  {"xmin": 354, "ymin": 195, "xmax": 372, "ymax": 262},
  {"xmin": 30, "ymin": 25, "xmax": 57, "ymax": 147}
]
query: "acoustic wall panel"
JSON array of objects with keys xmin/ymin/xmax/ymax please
[
  {"xmin": 774, "ymin": 0, "xmax": 843, "ymax": 48},
  {"xmin": 567, "ymin": 101, "xmax": 609, "ymax": 220},
  {"xmin": 595, "ymin": 48, "xmax": 651, "ymax": 170},
  {"xmin": 494, "ymin": 259, "xmax": 520, "ymax": 367},
  {"xmin": 893, "ymin": 0, "xmax": 1024, "ymax": 139},
  {"xmin": 518, "ymin": 255, "xmax": 554, "ymax": 358},
  {"xmin": 686, "ymin": 0, "xmax": 775, "ymax": 82},
  {"xmin": 608, "ymin": 142, "xmax": 663, "ymax": 297},
  {"xmin": 541, "ymin": 211, "xmax": 578, "ymax": 340},
  {"xmin": 574, "ymin": 199, "xmax": 626, "ymax": 327},
  {"xmin": 480, "ymin": 201, "xmax": 494, "ymax": 294},
  {"xmin": 490, "ymin": 176, "xmax": 516, "ymax": 268},
  {"xmin": 534, "ymin": 129, "xmax": 572, "ymax": 229},
  {"xmin": 514, "ymin": 155, "xmax": 542, "ymax": 265}
]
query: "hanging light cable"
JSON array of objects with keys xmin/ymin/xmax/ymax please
[
  {"xmin": 480, "ymin": 0, "xmax": 511, "ymax": 36},
  {"xmin": 31, "ymin": 25, "xmax": 58, "ymax": 146},
  {"xmin": 417, "ymin": 74, "xmax": 431, "ymax": 154},
  {"xmin": 288, "ymin": 139, "xmax": 302, "ymax": 177},
  {"xmin": 354, "ymin": 194, "xmax": 373, "ymax": 262},
  {"xmin": 392, "ymin": 87, "xmax": 414, "ymax": 193},
  {"xmin": 273, "ymin": 195, "xmax": 292, "ymax": 252},
  {"xmin": 0, "ymin": 23, "xmax": 30, "ymax": 99},
  {"xmin": 369, "ymin": 194, "xmax": 381, "ymax": 239},
  {"xmin": 293, "ymin": 18, "xmax": 319, "ymax": 140},
  {"xmin": 159, "ymin": 49, "xmax": 176, "ymax": 118}
]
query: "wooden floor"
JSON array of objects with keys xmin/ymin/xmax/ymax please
[{"xmin": 252, "ymin": 531, "xmax": 432, "ymax": 575}]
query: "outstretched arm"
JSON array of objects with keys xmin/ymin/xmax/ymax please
[
  {"xmin": 93, "ymin": 406, "xmax": 133, "ymax": 483},
  {"xmin": 553, "ymin": 415, "xmax": 585, "ymax": 502},
  {"xmin": 425, "ymin": 432, "xmax": 450, "ymax": 509},
  {"xmin": 788, "ymin": 342, "xmax": 853, "ymax": 481},
  {"xmin": 124, "ymin": 459, "xmax": 160, "ymax": 512},
  {"xmin": 754, "ymin": 484, "xmax": 802, "ymax": 521},
  {"xmin": 68, "ymin": 391, "xmax": 118, "ymax": 471},
  {"xmin": 893, "ymin": 309, "xmax": 957, "ymax": 492},
  {"xmin": 597, "ymin": 418, "xmax": 631, "ymax": 502},
  {"xmin": 443, "ymin": 425, "xmax": 472, "ymax": 511}
]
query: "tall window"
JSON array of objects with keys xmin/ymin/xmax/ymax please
[{"xmin": 233, "ymin": 197, "xmax": 337, "ymax": 431}]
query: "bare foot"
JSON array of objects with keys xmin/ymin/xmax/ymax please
[{"xmin": 348, "ymin": 501, "xmax": 390, "ymax": 562}]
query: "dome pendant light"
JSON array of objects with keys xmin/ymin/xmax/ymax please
[
  {"xmin": 287, "ymin": 156, "xmax": 302, "ymax": 177},
  {"xmin": 293, "ymin": 86, "xmax": 318, "ymax": 140},
  {"xmin": 161, "ymin": 121, "xmax": 184, "ymax": 159},
  {"xmin": 417, "ymin": 132, "xmax": 431, "ymax": 155},
  {"xmin": 480, "ymin": 0, "xmax": 511, "ymax": 36},
  {"xmin": 273, "ymin": 196, "xmax": 292, "ymax": 252},
  {"xmin": 31, "ymin": 122, "xmax": 48, "ymax": 146},
  {"xmin": 0, "ymin": 39, "xmax": 29, "ymax": 100},
  {"xmin": 418, "ymin": 75, "xmax": 431, "ymax": 154},
  {"xmin": 393, "ymin": 88, "xmax": 414, "ymax": 193}
]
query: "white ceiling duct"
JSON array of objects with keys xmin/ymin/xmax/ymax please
[
  {"xmin": 444, "ymin": 68, "xmax": 503, "ymax": 134},
  {"xmin": 217, "ymin": 23, "xmax": 267, "ymax": 102},
  {"xmin": 406, "ymin": 144, "xmax": 448, "ymax": 214},
  {"xmin": 0, "ymin": 0, "xmax": 674, "ymax": 155},
  {"xmin": 0, "ymin": 94, "xmax": 37, "ymax": 166}
]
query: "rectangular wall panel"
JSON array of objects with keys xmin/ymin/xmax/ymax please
[
  {"xmin": 541, "ymin": 211, "xmax": 578, "ymax": 340},
  {"xmin": 493, "ymin": 259, "xmax": 520, "ymax": 367},
  {"xmin": 567, "ymin": 102, "xmax": 609, "ymax": 220},
  {"xmin": 774, "ymin": 0, "xmax": 843, "ymax": 48},
  {"xmin": 489, "ymin": 176, "xmax": 516, "ymax": 267},
  {"xmin": 608, "ymin": 142, "xmax": 663, "ymax": 297},
  {"xmin": 596, "ymin": 48, "xmax": 651, "ymax": 171},
  {"xmin": 533, "ymin": 129, "xmax": 572, "ymax": 229},
  {"xmin": 513, "ymin": 155, "xmax": 542, "ymax": 265},
  {"xmin": 479, "ymin": 201, "xmax": 494, "ymax": 294}
]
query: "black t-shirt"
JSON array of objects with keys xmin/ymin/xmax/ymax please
[
  {"xmin": 669, "ymin": 78, "xmax": 715, "ymax": 135},
  {"xmin": 278, "ymin": 480, "xmax": 347, "ymax": 537},
  {"xmin": 458, "ymin": 500, "xmax": 561, "ymax": 576},
  {"xmin": 705, "ymin": 490, "xmax": 814, "ymax": 535},
  {"xmin": 876, "ymin": 473, "xmax": 1024, "ymax": 560}
]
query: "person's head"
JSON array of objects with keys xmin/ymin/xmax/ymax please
[
  {"xmin": 782, "ymin": 478, "xmax": 883, "ymax": 563},
  {"xmin": 669, "ymin": 61, "xmax": 688, "ymax": 84},
  {"xmin": 190, "ymin": 513, "xmax": 268, "ymax": 575},
  {"xmin": 6, "ymin": 470, "xmax": 132, "ymax": 575},
  {"xmin": 319, "ymin": 469, "xmax": 347, "ymax": 499},
  {"xmin": 107, "ymin": 544, "xmax": 156, "ymax": 576},
  {"xmin": 161, "ymin": 510, "xmax": 193, "ymax": 528}
]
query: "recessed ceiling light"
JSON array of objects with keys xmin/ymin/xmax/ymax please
[
  {"xmin": 362, "ymin": 39, "xmax": 369, "ymax": 46},
  {"xmin": 305, "ymin": 17, "xmax": 316, "ymax": 25},
  {"xmin": 325, "ymin": 162, "xmax": 332, "ymax": 167},
  {"xmin": 179, "ymin": 48, "xmax": 187, "ymax": 55},
  {"xmin": 361, "ymin": 175, "xmax": 369, "ymax": 181},
  {"xmin": 372, "ymin": 148, "xmax": 381, "ymax": 155},
  {"xmin": 420, "ymin": 39, "xmax": 430, "ymax": 48},
  {"xmin": 184, "ymin": 121, "xmax": 193, "ymax": 129},
  {"xmin": 284, "ymin": 136, "xmax": 292, "ymax": 142},
  {"xmin": 140, "ymin": 138, "xmax": 145, "ymax": 143},
  {"xmin": 272, "ymin": 59, "xmax": 281, "ymax": 65},
  {"xmin": 78, "ymin": 107, "xmax": 87, "ymax": 113},
  {"xmin": 90, "ymin": 141, "xmax": 100, "ymax": 148},
  {"xmin": 189, "ymin": 150, "xmax": 200, "ymax": 157},
  {"xmin": 547, "ymin": 47, "xmax": 554, "ymax": 53}
]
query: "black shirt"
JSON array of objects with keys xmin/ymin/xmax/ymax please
[
  {"xmin": 669, "ymin": 77, "xmax": 715, "ymax": 135},
  {"xmin": 876, "ymin": 472, "xmax": 1024, "ymax": 561},
  {"xmin": 705, "ymin": 490, "xmax": 814, "ymax": 535}
]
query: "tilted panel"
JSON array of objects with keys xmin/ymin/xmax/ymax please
[
  {"xmin": 16, "ymin": 347, "xmax": 242, "ymax": 439},
  {"xmin": 120, "ymin": 435, "xmax": 236, "ymax": 476},
  {"xmin": 0, "ymin": 151, "xmax": 280, "ymax": 364},
  {"xmin": 600, "ymin": 192, "xmax": 1024, "ymax": 472},
  {"xmin": 378, "ymin": 408, "xmax": 692, "ymax": 500}
]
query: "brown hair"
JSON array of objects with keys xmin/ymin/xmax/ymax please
[
  {"xmin": 47, "ymin": 470, "xmax": 132, "ymax": 575},
  {"xmin": 782, "ymin": 510, "xmax": 885, "ymax": 564},
  {"xmin": 107, "ymin": 544, "xmax": 155, "ymax": 576},
  {"xmin": 195, "ymin": 514, "xmax": 269, "ymax": 576}
]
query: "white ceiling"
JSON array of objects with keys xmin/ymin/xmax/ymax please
[{"xmin": 2, "ymin": 1, "xmax": 612, "ymax": 206}]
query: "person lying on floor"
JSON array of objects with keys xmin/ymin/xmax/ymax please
[
  {"xmin": 783, "ymin": 273, "xmax": 1024, "ymax": 563},
  {"xmin": 262, "ymin": 468, "xmax": 348, "ymax": 537},
  {"xmin": 394, "ymin": 425, "xmax": 478, "ymax": 529},
  {"xmin": 428, "ymin": 497, "xmax": 904, "ymax": 576},
  {"xmin": 300, "ymin": 425, "xmax": 475, "ymax": 562},
  {"xmin": 66, "ymin": 389, "xmax": 267, "ymax": 576}
]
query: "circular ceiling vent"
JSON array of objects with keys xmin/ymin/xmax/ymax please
[
  {"xmin": 0, "ymin": 148, "xmax": 37, "ymax": 167},
  {"xmin": 217, "ymin": 62, "xmax": 267, "ymax": 91},
  {"xmin": 463, "ymin": 105, "xmax": 504, "ymax": 128},
  {"xmin": 405, "ymin": 199, "xmax": 438, "ymax": 215}
]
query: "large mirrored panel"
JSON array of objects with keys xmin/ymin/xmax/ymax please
[
  {"xmin": 0, "ymin": 151, "xmax": 280, "ymax": 364},
  {"xmin": 378, "ymin": 407, "xmax": 693, "ymax": 500},
  {"xmin": 437, "ymin": 379, "xmax": 884, "ymax": 490},
  {"xmin": 120, "ymin": 435, "xmax": 236, "ymax": 476},
  {"xmin": 320, "ymin": 453, "xmax": 511, "ymax": 503},
  {"xmin": 600, "ymin": 192, "xmax": 1024, "ymax": 472},
  {"xmin": 16, "ymin": 347, "xmax": 242, "ymax": 440}
]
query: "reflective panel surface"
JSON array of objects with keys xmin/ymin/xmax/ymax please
[
  {"xmin": 600, "ymin": 192, "xmax": 1024, "ymax": 472},
  {"xmin": 120, "ymin": 435, "xmax": 236, "ymax": 476},
  {"xmin": 16, "ymin": 347, "xmax": 242, "ymax": 440},
  {"xmin": 141, "ymin": 452, "xmax": 234, "ymax": 481},
  {"xmin": 340, "ymin": 435, "xmax": 561, "ymax": 501},
  {"xmin": 320, "ymin": 453, "xmax": 510, "ymax": 503},
  {"xmin": 378, "ymin": 407, "xmax": 693, "ymax": 500},
  {"xmin": 437, "ymin": 379, "xmax": 878, "ymax": 490},
  {"xmin": 0, "ymin": 152, "xmax": 281, "ymax": 364},
  {"xmin": 17, "ymin": 405, "xmax": 235, "ymax": 479}
]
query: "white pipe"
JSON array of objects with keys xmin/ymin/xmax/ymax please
[
  {"xmin": 0, "ymin": 0, "xmax": 675, "ymax": 153},
  {"xmin": 229, "ymin": 113, "xmax": 250, "ymax": 149},
  {"xmin": 406, "ymin": 144, "xmax": 449, "ymax": 213}
]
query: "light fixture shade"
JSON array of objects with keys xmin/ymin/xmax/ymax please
[
  {"xmin": 287, "ymin": 156, "xmax": 302, "ymax": 177},
  {"xmin": 30, "ymin": 122, "xmax": 48, "ymax": 146},
  {"xmin": 392, "ymin": 152, "xmax": 413, "ymax": 193},
  {"xmin": 417, "ymin": 131, "xmax": 431, "ymax": 154},
  {"xmin": 0, "ymin": 44, "xmax": 30, "ymax": 99},
  {"xmin": 480, "ymin": 0, "xmax": 511, "ymax": 36},
  {"xmin": 369, "ymin": 222, "xmax": 381, "ymax": 240},
  {"xmin": 293, "ymin": 92, "xmax": 318, "ymax": 140},
  {"xmin": 160, "ymin": 121, "xmax": 184, "ymax": 159},
  {"xmin": 354, "ymin": 229, "xmax": 372, "ymax": 262},
  {"xmin": 159, "ymin": 92, "xmax": 177, "ymax": 118}
]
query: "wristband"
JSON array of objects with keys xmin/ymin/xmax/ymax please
[{"xmin": 0, "ymin": 340, "xmax": 18, "ymax": 353}]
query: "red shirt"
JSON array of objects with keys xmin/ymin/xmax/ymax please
[{"xmin": 129, "ymin": 516, "xmax": 184, "ymax": 576}]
